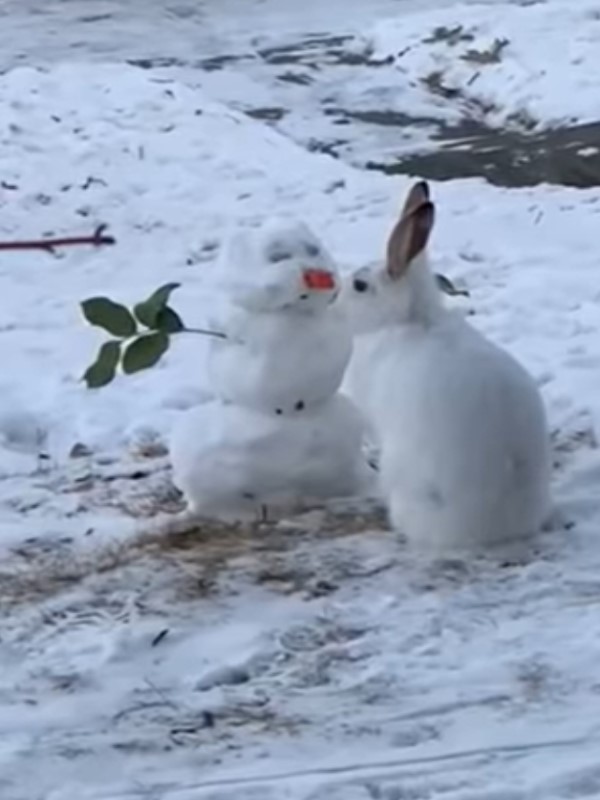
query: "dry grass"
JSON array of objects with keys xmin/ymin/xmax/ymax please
[
  {"xmin": 461, "ymin": 37, "xmax": 509, "ymax": 65},
  {"xmin": 0, "ymin": 502, "xmax": 389, "ymax": 611},
  {"xmin": 0, "ymin": 540, "xmax": 140, "ymax": 610},
  {"xmin": 423, "ymin": 25, "xmax": 475, "ymax": 46}
]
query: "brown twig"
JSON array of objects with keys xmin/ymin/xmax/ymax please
[{"xmin": 0, "ymin": 224, "xmax": 116, "ymax": 252}]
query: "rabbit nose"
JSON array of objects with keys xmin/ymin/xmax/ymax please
[{"xmin": 302, "ymin": 268, "xmax": 335, "ymax": 291}]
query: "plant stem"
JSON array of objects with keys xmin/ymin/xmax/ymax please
[{"xmin": 183, "ymin": 327, "xmax": 228, "ymax": 339}]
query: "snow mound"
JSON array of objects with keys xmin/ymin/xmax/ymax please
[{"xmin": 368, "ymin": 1, "xmax": 600, "ymax": 130}]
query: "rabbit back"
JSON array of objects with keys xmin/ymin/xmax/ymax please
[{"xmin": 370, "ymin": 317, "xmax": 551, "ymax": 551}]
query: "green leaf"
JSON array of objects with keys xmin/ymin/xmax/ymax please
[
  {"xmin": 122, "ymin": 332, "xmax": 170, "ymax": 375},
  {"xmin": 155, "ymin": 306, "xmax": 185, "ymax": 333},
  {"xmin": 83, "ymin": 340, "xmax": 121, "ymax": 388},
  {"xmin": 133, "ymin": 282, "xmax": 181, "ymax": 329},
  {"xmin": 435, "ymin": 273, "xmax": 470, "ymax": 298},
  {"xmin": 81, "ymin": 297, "xmax": 137, "ymax": 338}
]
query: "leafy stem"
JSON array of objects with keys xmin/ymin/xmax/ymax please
[{"xmin": 81, "ymin": 282, "xmax": 226, "ymax": 388}]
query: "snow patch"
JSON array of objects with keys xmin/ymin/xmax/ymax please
[{"xmin": 369, "ymin": 1, "xmax": 600, "ymax": 129}]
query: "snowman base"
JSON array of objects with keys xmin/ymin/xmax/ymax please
[{"xmin": 169, "ymin": 395, "xmax": 372, "ymax": 524}]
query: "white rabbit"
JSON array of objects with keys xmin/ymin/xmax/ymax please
[
  {"xmin": 208, "ymin": 219, "xmax": 352, "ymax": 414},
  {"xmin": 169, "ymin": 394, "xmax": 372, "ymax": 522},
  {"xmin": 342, "ymin": 180, "xmax": 551, "ymax": 552}
]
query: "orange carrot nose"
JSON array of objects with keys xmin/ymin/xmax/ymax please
[{"xmin": 302, "ymin": 268, "xmax": 336, "ymax": 291}]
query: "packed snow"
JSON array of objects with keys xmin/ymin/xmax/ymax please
[
  {"xmin": 168, "ymin": 216, "xmax": 371, "ymax": 521},
  {"xmin": 1, "ymin": 2, "xmax": 600, "ymax": 799}
]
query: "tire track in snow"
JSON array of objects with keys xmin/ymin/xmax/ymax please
[{"xmin": 106, "ymin": 729, "xmax": 597, "ymax": 798}]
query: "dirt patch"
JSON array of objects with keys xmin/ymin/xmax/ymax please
[
  {"xmin": 367, "ymin": 120, "xmax": 600, "ymax": 189},
  {"xmin": 0, "ymin": 501, "xmax": 389, "ymax": 610},
  {"xmin": 124, "ymin": 31, "xmax": 600, "ymax": 189},
  {"xmin": 223, "ymin": 31, "xmax": 600, "ymax": 189}
]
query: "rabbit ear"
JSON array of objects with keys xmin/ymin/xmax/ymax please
[
  {"xmin": 400, "ymin": 181, "xmax": 430, "ymax": 219},
  {"xmin": 386, "ymin": 201, "xmax": 435, "ymax": 280}
]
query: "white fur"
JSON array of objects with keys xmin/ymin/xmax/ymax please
[
  {"xmin": 343, "ymin": 249, "xmax": 551, "ymax": 553},
  {"xmin": 170, "ymin": 395, "xmax": 372, "ymax": 522}
]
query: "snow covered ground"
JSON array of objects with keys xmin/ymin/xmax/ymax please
[
  {"xmin": 368, "ymin": 0, "xmax": 600, "ymax": 130},
  {"xmin": 2, "ymin": 2, "xmax": 600, "ymax": 799},
  {"xmin": 0, "ymin": 0, "xmax": 525, "ymax": 70},
  {"xmin": 4, "ymin": 0, "xmax": 600, "ymax": 176}
]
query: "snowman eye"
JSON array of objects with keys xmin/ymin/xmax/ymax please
[
  {"xmin": 305, "ymin": 242, "xmax": 320, "ymax": 258},
  {"xmin": 269, "ymin": 251, "xmax": 291, "ymax": 263},
  {"xmin": 268, "ymin": 248, "xmax": 291, "ymax": 263},
  {"xmin": 353, "ymin": 278, "xmax": 369, "ymax": 293}
]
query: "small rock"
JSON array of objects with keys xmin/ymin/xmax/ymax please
[
  {"xmin": 195, "ymin": 664, "xmax": 251, "ymax": 691},
  {"xmin": 70, "ymin": 442, "xmax": 92, "ymax": 458}
]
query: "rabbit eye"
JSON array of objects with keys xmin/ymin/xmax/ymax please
[
  {"xmin": 353, "ymin": 278, "xmax": 369, "ymax": 293},
  {"xmin": 305, "ymin": 242, "xmax": 320, "ymax": 257}
]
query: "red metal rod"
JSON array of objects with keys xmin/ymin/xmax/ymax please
[{"xmin": 0, "ymin": 224, "xmax": 115, "ymax": 252}]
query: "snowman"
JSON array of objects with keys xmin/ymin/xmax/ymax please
[{"xmin": 169, "ymin": 218, "xmax": 372, "ymax": 522}]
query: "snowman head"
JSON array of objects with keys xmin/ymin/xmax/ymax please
[{"xmin": 221, "ymin": 219, "xmax": 340, "ymax": 313}]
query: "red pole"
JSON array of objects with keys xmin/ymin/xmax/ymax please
[{"xmin": 0, "ymin": 224, "xmax": 115, "ymax": 252}]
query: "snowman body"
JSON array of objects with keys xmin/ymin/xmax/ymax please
[
  {"xmin": 207, "ymin": 304, "xmax": 352, "ymax": 414},
  {"xmin": 170, "ymin": 219, "xmax": 371, "ymax": 520}
]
